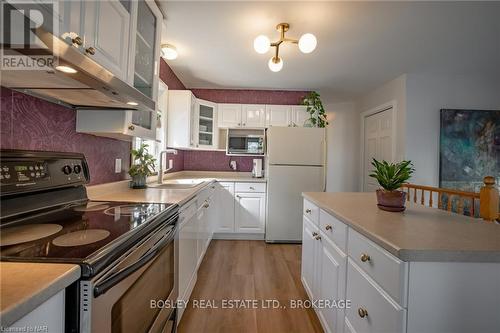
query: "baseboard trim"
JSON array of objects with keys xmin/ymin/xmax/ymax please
[{"xmin": 213, "ymin": 233, "xmax": 265, "ymax": 240}]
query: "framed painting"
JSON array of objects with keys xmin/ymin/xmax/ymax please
[{"xmin": 439, "ymin": 109, "xmax": 500, "ymax": 193}]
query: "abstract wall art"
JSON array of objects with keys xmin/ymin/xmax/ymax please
[{"xmin": 439, "ymin": 109, "xmax": 500, "ymax": 192}]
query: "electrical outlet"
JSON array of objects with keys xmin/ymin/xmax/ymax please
[
  {"xmin": 168, "ymin": 159, "xmax": 173, "ymax": 169},
  {"xmin": 230, "ymin": 160, "xmax": 237, "ymax": 171},
  {"xmin": 115, "ymin": 159, "xmax": 122, "ymax": 173}
]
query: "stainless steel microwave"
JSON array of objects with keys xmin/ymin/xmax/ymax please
[{"xmin": 227, "ymin": 129, "xmax": 265, "ymax": 156}]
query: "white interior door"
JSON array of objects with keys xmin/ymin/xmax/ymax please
[{"xmin": 363, "ymin": 107, "xmax": 394, "ymax": 192}]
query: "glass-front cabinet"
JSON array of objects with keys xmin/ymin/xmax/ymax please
[
  {"xmin": 129, "ymin": 0, "xmax": 162, "ymax": 103},
  {"xmin": 195, "ymin": 100, "xmax": 218, "ymax": 149}
]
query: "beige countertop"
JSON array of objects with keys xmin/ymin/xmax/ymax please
[
  {"xmin": 302, "ymin": 192, "xmax": 500, "ymax": 262},
  {"xmin": 0, "ymin": 262, "xmax": 80, "ymax": 327},
  {"xmin": 87, "ymin": 171, "xmax": 267, "ymax": 205}
]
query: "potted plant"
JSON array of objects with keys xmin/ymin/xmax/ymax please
[
  {"xmin": 301, "ymin": 91, "xmax": 328, "ymax": 128},
  {"xmin": 369, "ymin": 159, "xmax": 414, "ymax": 212},
  {"xmin": 129, "ymin": 143, "xmax": 156, "ymax": 189}
]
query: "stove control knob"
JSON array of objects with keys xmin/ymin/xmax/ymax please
[
  {"xmin": 73, "ymin": 165, "xmax": 82, "ymax": 174},
  {"xmin": 62, "ymin": 165, "xmax": 72, "ymax": 175}
]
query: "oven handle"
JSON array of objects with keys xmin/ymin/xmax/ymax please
[{"xmin": 93, "ymin": 225, "xmax": 175, "ymax": 297}]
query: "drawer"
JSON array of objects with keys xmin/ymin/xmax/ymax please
[
  {"xmin": 319, "ymin": 209, "xmax": 347, "ymax": 253},
  {"xmin": 346, "ymin": 259, "xmax": 407, "ymax": 333},
  {"xmin": 234, "ymin": 182, "xmax": 266, "ymax": 193},
  {"xmin": 303, "ymin": 199, "xmax": 319, "ymax": 225},
  {"xmin": 348, "ymin": 230, "xmax": 408, "ymax": 306}
]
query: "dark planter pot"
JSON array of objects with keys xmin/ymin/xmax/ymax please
[
  {"xmin": 376, "ymin": 189, "xmax": 407, "ymax": 212},
  {"xmin": 130, "ymin": 175, "xmax": 147, "ymax": 189}
]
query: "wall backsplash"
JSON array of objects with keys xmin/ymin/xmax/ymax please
[
  {"xmin": 191, "ymin": 89, "xmax": 309, "ymax": 105},
  {"xmin": 183, "ymin": 150, "xmax": 262, "ymax": 172},
  {"xmin": 0, "ymin": 87, "xmax": 131, "ymax": 185}
]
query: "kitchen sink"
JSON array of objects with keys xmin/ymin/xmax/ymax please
[{"xmin": 148, "ymin": 179, "xmax": 207, "ymax": 189}]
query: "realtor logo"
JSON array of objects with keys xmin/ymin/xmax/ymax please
[{"xmin": 0, "ymin": 0, "xmax": 58, "ymax": 70}]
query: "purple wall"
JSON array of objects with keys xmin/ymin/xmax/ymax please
[
  {"xmin": 160, "ymin": 59, "xmax": 186, "ymax": 90},
  {"xmin": 191, "ymin": 89, "xmax": 308, "ymax": 105},
  {"xmin": 0, "ymin": 87, "xmax": 131, "ymax": 185}
]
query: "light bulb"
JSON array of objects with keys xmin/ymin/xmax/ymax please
[
  {"xmin": 268, "ymin": 56, "xmax": 283, "ymax": 72},
  {"xmin": 298, "ymin": 33, "xmax": 317, "ymax": 54},
  {"xmin": 161, "ymin": 44, "xmax": 178, "ymax": 60},
  {"xmin": 254, "ymin": 35, "xmax": 270, "ymax": 54}
]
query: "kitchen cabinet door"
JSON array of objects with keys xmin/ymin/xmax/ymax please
[
  {"xmin": 167, "ymin": 90, "xmax": 197, "ymax": 148},
  {"xmin": 301, "ymin": 216, "xmax": 317, "ymax": 299},
  {"xmin": 84, "ymin": 0, "xmax": 130, "ymax": 80},
  {"xmin": 195, "ymin": 204, "xmax": 205, "ymax": 268},
  {"xmin": 291, "ymin": 106, "xmax": 310, "ymax": 127},
  {"xmin": 266, "ymin": 105, "xmax": 292, "ymax": 127},
  {"xmin": 241, "ymin": 104, "xmax": 266, "ymax": 128},
  {"xmin": 196, "ymin": 99, "xmax": 218, "ymax": 149},
  {"xmin": 218, "ymin": 104, "xmax": 242, "ymax": 128},
  {"xmin": 319, "ymin": 235, "xmax": 347, "ymax": 333},
  {"xmin": 234, "ymin": 192, "xmax": 265, "ymax": 233},
  {"xmin": 216, "ymin": 182, "xmax": 235, "ymax": 233},
  {"xmin": 178, "ymin": 213, "xmax": 198, "ymax": 303}
]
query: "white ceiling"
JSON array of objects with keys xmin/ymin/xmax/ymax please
[{"xmin": 159, "ymin": 1, "xmax": 500, "ymax": 101}]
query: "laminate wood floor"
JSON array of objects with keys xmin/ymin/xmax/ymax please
[{"xmin": 178, "ymin": 240, "xmax": 323, "ymax": 333}]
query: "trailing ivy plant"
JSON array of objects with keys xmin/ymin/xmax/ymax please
[
  {"xmin": 301, "ymin": 91, "xmax": 328, "ymax": 128},
  {"xmin": 369, "ymin": 159, "xmax": 414, "ymax": 191},
  {"xmin": 129, "ymin": 143, "xmax": 156, "ymax": 178}
]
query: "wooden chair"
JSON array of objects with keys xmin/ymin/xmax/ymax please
[{"xmin": 401, "ymin": 176, "xmax": 499, "ymax": 222}]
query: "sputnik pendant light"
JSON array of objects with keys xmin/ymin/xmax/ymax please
[{"xmin": 254, "ymin": 23, "xmax": 317, "ymax": 72}]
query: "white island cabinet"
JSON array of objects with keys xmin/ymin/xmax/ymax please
[{"xmin": 301, "ymin": 194, "xmax": 500, "ymax": 333}]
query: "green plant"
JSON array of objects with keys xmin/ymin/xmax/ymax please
[
  {"xmin": 129, "ymin": 144, "xmax": 156, "ymax": 178},
  {"xmin": 369, "ymin": 159, "xmax": 414, "ymax": 191},
  {"xmin": 301, "ymin": 91, "xmax": 328, "ymax": 128}
]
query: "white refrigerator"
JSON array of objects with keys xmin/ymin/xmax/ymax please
[{"xmin": 265, "ymin": 127, "xmax": 326, "ymax": 243}]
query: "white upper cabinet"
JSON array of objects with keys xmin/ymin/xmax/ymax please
[
  {"xmin": 168, "ymin": 90, "xmax": 197, "ymax": 148},
  {"xmin": 196, "ymin": 99, "xmax": 218, "ymax": 149},
  {"xmin": 291, "ymin": 106, "xmax": 310, "ymax": 127},
  {"xmin": 128, "ymin": 0, "xmax": 162, "ymax": 101},
  {"xmin": 266, "ymin": 105, "xmax": 292, "ymax": 127},
  {"xmin": 241, "ymin": 105, "xmax": 266, "ymax": 128},
  {"xmin": 83, "ymin": 0, "xmax": 131, "ymax": 80},
  {"xmin": 218, "ymin": 104, "xmax": 242, "ymax": 128}
]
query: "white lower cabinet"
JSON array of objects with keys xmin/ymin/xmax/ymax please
[
  {"xmin": 235, "ymin": 192, "xmax": 266, "ymax": 233},
  {"xmin": 214, "ymin": 182, "xmax": 266, "ymax": 237},
  {"xmin": 301, "ymin": 216, "xmax": 319, "ymax": 299}
]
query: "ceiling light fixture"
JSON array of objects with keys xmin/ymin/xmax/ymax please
[
  {"xmin": 126, "ymin": 101, "xmax": 139, "ymax": 106},
  {"xmin": 254, "ymin": 23, "xmax": 316, "ymax": 72},
  {"xmin": 161, "ymin": 44, "xmax": 178, "ymax": 60},
  {"xmin": 55, "ymin": 65, "xmax": 77, "ymax": 74}
]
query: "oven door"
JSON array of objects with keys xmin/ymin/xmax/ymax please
[{"xmin": 81, "ymin": 220, "xmax": 177, "ymax": 333}]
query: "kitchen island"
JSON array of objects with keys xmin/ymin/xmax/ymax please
[{"xmin": 301, "ymin": 192, "xmax": 500, "ymax": 333}]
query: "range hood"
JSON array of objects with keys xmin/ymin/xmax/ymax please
[{"xmin": 0, "ymin": 26, "xmax": 155, "ymax": 113}]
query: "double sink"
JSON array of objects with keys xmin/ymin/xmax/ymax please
[{"xmin": 148, "ymin": 178, "xmax": 209, "ymax": 190}]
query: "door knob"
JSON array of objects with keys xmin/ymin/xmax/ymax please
[
  {"xmin": 358, "ymin": 307, "xmax": 368, "ymax": 318},
  {"xmin": 360, "ymin": 253, "xmax": 371, "ymax": 262}
]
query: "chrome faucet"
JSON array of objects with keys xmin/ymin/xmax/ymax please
[{"xmin": 158, "ymin": 149, "xmax": 178, "ymax": 184}]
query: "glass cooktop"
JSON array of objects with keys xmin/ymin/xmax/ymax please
[{"xmin": 0, "ymin": 201, "xmax": 174, "ymax": 261}]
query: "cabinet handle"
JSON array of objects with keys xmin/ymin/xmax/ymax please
[
  {"xmin": 360, "ymin": 253, "xmax": 371, "ymax": 262},
  {"xmin": 243, "ymin": 123, "xmax": 246, "ymax": 126},
  {"xmin": 236, "ymin": 195, "xmax": 241, "ymax": 198},
  {"xmin": 305, "ymin": 209, "xmax": 312, "ymax": 213},
  {"xmin": 314, "ymin": 235, "xmax": 321, "ymax": 241},
  {"xmin": 203, "ymin": 202, "xmax": 209, "ymax": 208},
  {"xmin": 85, "ymin": 47, "xmax": 96, "ymax": 55},
  {"xmin": 249, "ymin": 186, "xmax": 255, "ymax": 190},
  {"xmin": 128, "ymin": 125, "xmax": 135, "ymax": 131},
  {"xmin": 72, "ymin": 36, "xmax": 83, "ymax": 46},
  {"xmin": 358, "ymin": 307, "xmax": 368, "ymax": 318},
  {"xmin": 238, "ymin": 123, "xmax": 241, "ymax": 126},
  {"xmin": 312, "ymin": 232, "xmax": 318, "ymax": 237},
  {"xmin": 325, "ymin": 225, "xmax": 332, "ymax": 231}
]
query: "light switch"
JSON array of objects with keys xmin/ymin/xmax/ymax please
[{"xmin": 115, "ymin": 159, "xmax": 122, "ymax": 173}]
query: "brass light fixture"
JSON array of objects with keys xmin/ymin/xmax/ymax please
[{"xmin": 254, "ymin": 23, "xmax": 317, "ymax": 72}]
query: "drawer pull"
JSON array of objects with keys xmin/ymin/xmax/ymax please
[
  {"xmin": 358, "ymin": 307, "xmax": 368, "ymax": 318},
  {"xmin": 314, "ymin": 235, "xmax": 321, "ymax": 241},
  {"xmin": 305, "ymin": 209, "xmax": 312, "ymax": 213},
  {"xmin": 312, "ymin": 232, "xmax": 318, "ymax": 237},
  {"xmin": 325, "ymin": 224, "xmax": 332, "ymax": 231},
  {"xmin": 249, "ymin": 186, "xmax": 255, "ymax": 190},
  {"xmin": 360, "ymin": 253, "xmax": 371, "ymax": 262}
]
